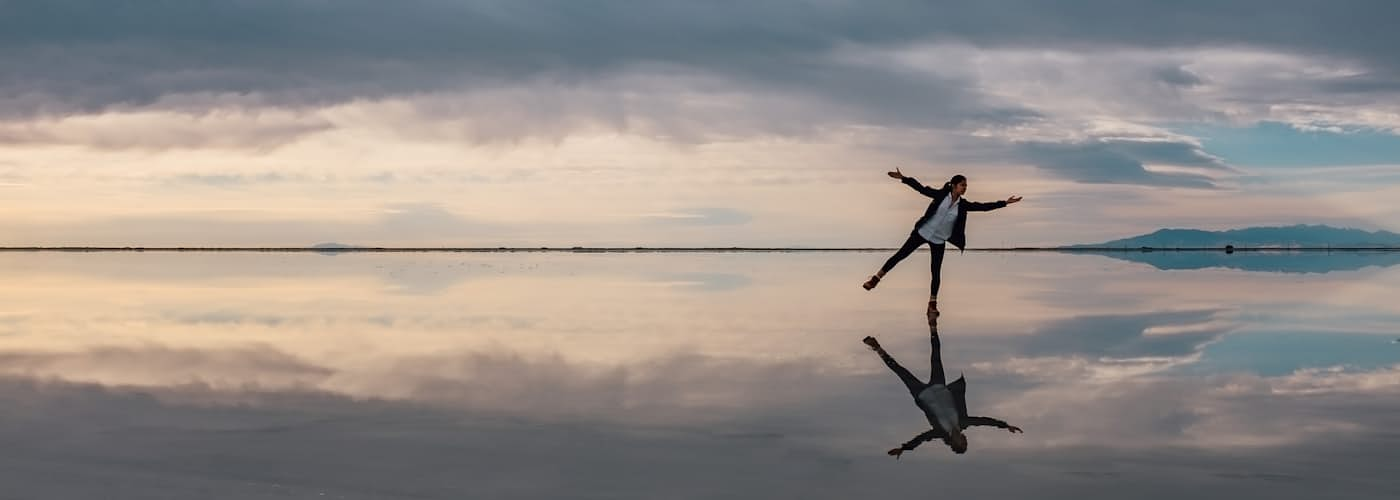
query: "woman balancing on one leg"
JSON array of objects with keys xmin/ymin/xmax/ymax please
[{"xmin": 862, "ymin": 169, "xmax": 1022, "ymax": 316}]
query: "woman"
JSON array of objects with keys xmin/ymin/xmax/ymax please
[{"xmin": 862, "ymin": 168, "xmax": 1022, "ymax": 316}]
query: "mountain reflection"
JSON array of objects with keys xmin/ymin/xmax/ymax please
[{"xmin": 1069, "ymin": 249, "xmax": 1400, "ymax": 273}]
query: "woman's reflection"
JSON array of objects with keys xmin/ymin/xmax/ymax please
[{"xmin": 863, "ymin": 316, "xmax": 1022, "ymax": 457}]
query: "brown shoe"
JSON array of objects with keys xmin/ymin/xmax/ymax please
[
  {"xmin": 862, "ymin": 336, "xmax": 881, "ymax": 351},
  {"xmin": 862, "ymin": 275, "xmax": 881, "ymax": 290}
]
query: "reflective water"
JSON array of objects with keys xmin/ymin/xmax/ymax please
[{"xmin": 1, "ymin": 251, "xmax": 1397, "ymax": 498}]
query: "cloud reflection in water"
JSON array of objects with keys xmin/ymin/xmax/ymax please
[{"xmin": 0, "ymin": 251, "xmax": 1396, "ymax": 498}]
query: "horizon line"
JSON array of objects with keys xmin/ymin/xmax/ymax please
[{"xmin": 1, "ymin": 246, "xmax": 1397, "ymax": 253}]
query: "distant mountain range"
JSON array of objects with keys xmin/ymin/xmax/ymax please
[{"xmin": 1066, "ymin": 225, "xmax": 1400, "ymax": 249}]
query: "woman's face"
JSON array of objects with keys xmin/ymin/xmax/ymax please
[{"xmin": 953, "ymin": 181, "xmax": 968, "ymax": 197}]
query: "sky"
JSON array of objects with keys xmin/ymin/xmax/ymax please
[{"xmin": 3, "ymin": 0, "xmax": 1400, "ymax": 247}]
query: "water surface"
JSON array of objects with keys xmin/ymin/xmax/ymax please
[{"xmin": 1, "ymin": 251, "xmax": 1397, "ymax": 498}]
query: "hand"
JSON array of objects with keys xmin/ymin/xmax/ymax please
[
  {"xmin": 1006, "ymin": 195, "xmax": 1023, "ymax": 204},
  {"xmin": 1007, "ymin": 425, "xmax": 1023, "ymax": 434},
  {"xmin": 887, "ymin": 447, "xmax": 904, "ymax": 459},
  {"xmin": 887, "ymin": 168, "xmax": 905, "ymax": 180}
]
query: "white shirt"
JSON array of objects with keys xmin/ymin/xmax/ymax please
[
  {"xmin": 916, "ymin": 195, "xmax": 959, "ymax": 244},
  {"xmin": 916, "ymin": 383, "xmax": 960, "ymax": 435}
]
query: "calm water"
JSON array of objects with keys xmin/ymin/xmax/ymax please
[{"xmin": 1, "ymin": 251, "xmax": 1398, "ymax": 499}]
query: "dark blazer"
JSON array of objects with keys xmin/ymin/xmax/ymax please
[
  {"xmin": 902, "ymin": 177, "xmax": 1007, "ymax": 250},
  {"xmin": 901, "ymin": 375, "xmax": 1014, "ymax": 452}
]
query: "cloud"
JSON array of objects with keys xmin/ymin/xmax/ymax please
[
  {"xmin": 168, "ymin": 172, "xmax": 291, "ymax": 187},
  {"xmin": 5, "ymin": 0, "xmax": 1400, "ymax": 245},
  {"xmin": 330, "ymin": 348, "xmax": 852, "ymax": 424},
  {"xmin": 0, "ymin": 163, "xmax": 30, "ymax": 187},
  {"xmin": 1015, "ymin": 309, "xmax": 1235, "ymax": 361},
  {"xmin": 0, "ymin": 342, "xmax": 858, "ymax": 426},
  {"xmin": 639, "ymin": 207, "xmax": 753, "ymax": 226},
  {"xmin": 0, "ymin": 374, "xmax": 960, "ymax": 499},
  {"xmin": 1318, "ymin": 72, "xmax": 1400, "ymax": 94},
  {"xmin": 1015, "ymin": 139, "xmax": 1231, "ymax": 188},
  {"xmin": 0, "ymin": 2, "xmax": 1025, "ymax": 124},
  {"xmin": 0, "ymin": 203, "xmax": 508, "ymax": 247},
  {"xmin": 0, "ymin": 109, "xmax": 332, "ymax": 150},
  {"xmin": 374, "ymin": 203, "xmax": 503, "ymax": 240},
  {"xmin": 38, "ymin": 0, "xmax": 1400, "ymax": 156},
  {"xmin": 645, "ymin": 272, "xmax": 753, "ymax": 292},
  {"xmin": 0, "ymin": 345, "xmax": 332, "ymax": 388},
  {"xmin": 3, "ymin": 1, "xmax": 1397, "ymax": 155},
  {"xmin": 1, "ymin": 351, "xmax": 1399, "ymax": 498},
  {"xmin": 1153, "ymin": 65, "xmax": 1205, "ymax": 87},
  {"xmin": 14, "ymin": 336, "xmax": 1389, "ymax": 458},
  {"xmin": 6, "ymin": 1, "xmax": 1397, "ymax": 107},
  {"xmin": 7, "ymin": 1, "xmax": 1399, "ymax": 111}
]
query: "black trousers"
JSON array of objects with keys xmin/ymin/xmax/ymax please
[
  {"xmin": 876, "ymin": 325, "xmax": 947, "ymax": 396},
  {"xmin": 878, "ymin": 231, "xmax": 947, "ymax": 297}
]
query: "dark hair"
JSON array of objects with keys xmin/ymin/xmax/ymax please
[
  {"xmin": 942, "ymin": 174, "xmax": 967, "ymax": 191},
  {"xmin": 943, "ymin": 435, "xmax": 969, "ymax": 454}
]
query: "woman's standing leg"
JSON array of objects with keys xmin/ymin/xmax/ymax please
[
  {"xmin": 927, "ymin": 243, "xmax": 946, "ymax": 314},
  {"xmin": 865, "ymin": 231, "xmax": 927, "ymax": 290}
]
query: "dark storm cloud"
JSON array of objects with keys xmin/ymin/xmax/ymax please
[
  {"xmin": 0, "ymin": 1, "xmax": 995, "ymax": 119},
  {"xmin": 6, "ymin": 0, "xmax": 1397, "ymax": 117}
]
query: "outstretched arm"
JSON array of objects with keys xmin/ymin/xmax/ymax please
[
  {"xmin": 965, "ymin": 416, "xmax": 1023, "ymax": 433},
  {"xmin": 886, "ymin": 429, "xmax": 942, "ymax": 459},
  {"xmin": 963, "ymin": 200, "xmax": 1006, "ymax": 212},
  {"xmin": 887, "ymin": 168, "xmax": 942, "ymax": 198},
  {"xmin": 963, "ymin": 195, "xmax": 1021, "ymax": 212}
]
